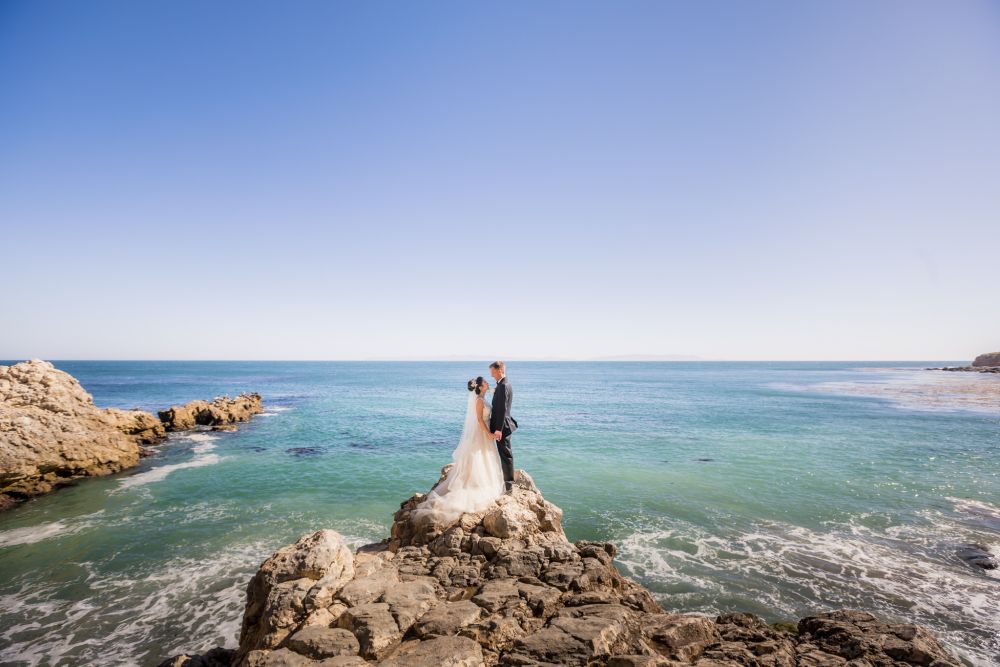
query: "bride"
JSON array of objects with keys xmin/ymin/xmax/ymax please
[{"xmin": 412, "ymin": 376, "xmax": 506, "ymax": 523}]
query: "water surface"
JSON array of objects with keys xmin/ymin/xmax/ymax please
[{"xmin": 0, "ymin": 361, "xmax": 997, "ymax": 666}]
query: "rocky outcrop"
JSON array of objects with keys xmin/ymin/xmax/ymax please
[
  {"xmin": 929, "ymin": 352, "xmax": 1000, "ymax": 373},
  {"xmin": 1, "ymin": 359, "xmax": 264, "ymax": 511},
  {"xmin": 158, "ymin": 393, "xmax": 264, "ymax": 431},
  {"xmin": 161, "ymin": 470, "xmax": 965, "ymax": 667},
  {"xmin": 0, "ymin": 359, "xmax": 166, "ymax": 509},
  {"xmin": 971, "ymin": 351, "xmax": 1000, "ymax": 368}
]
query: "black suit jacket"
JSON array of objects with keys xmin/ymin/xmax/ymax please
[{"xmin": 489, "ymin": 377, "xmax": 517, "ymax": 436}]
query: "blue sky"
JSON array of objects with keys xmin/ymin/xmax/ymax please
[{"xmin": 1, "ymin": 1, "xmax": 998, "ymax": 360}]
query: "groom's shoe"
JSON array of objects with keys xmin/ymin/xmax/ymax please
[{"xmin": 503, "ymin": 483, "xmax": 514, "ymax": 495}]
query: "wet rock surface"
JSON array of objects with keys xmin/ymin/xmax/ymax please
[
  {"xmin": 956, "ymin": 543, "xmax": 998, "ymax": 570},
  {"xmin": 159, "ymin": 470, "xmax": 965, "ymax": 667}
]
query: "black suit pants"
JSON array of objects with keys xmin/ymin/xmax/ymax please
[{"xmin": 495, "ymin": 435, "xmax": 514, "ymax": 486}]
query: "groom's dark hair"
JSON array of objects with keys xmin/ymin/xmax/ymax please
[{"xmin": 489, "ymin": 360, "xmax": 505, "ymax": 372}]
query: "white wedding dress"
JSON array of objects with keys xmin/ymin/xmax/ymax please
[{"xmin": 412, "ymin": 391, "xmax": 506, "ymax": 524}]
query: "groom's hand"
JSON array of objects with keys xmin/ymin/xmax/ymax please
[{"xmin": 493, "ymin": 430, "xmax": 502, "ymax": 441}]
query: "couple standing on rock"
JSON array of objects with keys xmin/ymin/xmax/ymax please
[{"xmin": 413, "ymin": 360, "xmax": 518, "ymax": 524}]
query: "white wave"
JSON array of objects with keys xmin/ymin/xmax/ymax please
[
  {"xmin": 0, "ymin": 531, "xmax": 377, "ymax": 666},
  {"xmin": 947, "ymin": 497, "xmax": 1000, "ymax": 521},
  {"xmin": 0, "ymin": 511, "xmax": 105, "ymax": 548},
  {"xmin": 258, "ymin": 405, "xmax": 293, "ymax": 417},
  {"xmin": 116, "ymin": 433, "xmax": 222, "ymax": 490},
  {"xmin": 616, "ymin": 515, "xmax": 1000, "ymax": 667},
  {"xmin": 770, "ymin": 369, "xmax": 1000, "ymax": 415},
  {"xmin": 0, "ymin": 540, "xmax": 264, "ymax": 666}
]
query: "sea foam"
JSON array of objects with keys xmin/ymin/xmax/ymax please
[
  {"xmin": 116, "ymin": 433, "xmax": 222, "ymax": 490},
  {"xmin": 616, "ymin": 512, "xmax": 1000, "ymax": 667}
]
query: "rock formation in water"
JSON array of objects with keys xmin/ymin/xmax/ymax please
[
  {"xmin": 159, "ymin": 470, "xmax": 965, "ymax": 667},
  {"xmin": 971, "ymin": 351, "xmax": 1000, "ymax": 368},
  {"xmin": 928, "ymin": 351, "xmax": 1000, "ymax": 373},
  {"xmin": 956, "ymin": 543, "xmax": 998, "ymax": 570},
  {"xmin": 158, "ymin": 393, "xmax": 264, "ymax": 431},
  {"xmin": 0, "ymin": 359, "xmax": 166, "ymax": 510},
  {"xmin": 0, "ymin": 359, "xmax": 263, "ymax": 511}
]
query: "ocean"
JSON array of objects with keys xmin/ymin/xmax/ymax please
[{"xmin": 0, "ymin": 361, "xmax": 997, "ymax": 666}]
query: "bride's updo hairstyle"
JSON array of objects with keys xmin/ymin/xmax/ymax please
[{"xmin": 467, "ymin": 376, "xmax": 486, "ymax": 395}]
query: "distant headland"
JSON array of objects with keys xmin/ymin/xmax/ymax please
[{"xmin": 928, "ymin": 351, "xmax": 1000, "ymax": 374}]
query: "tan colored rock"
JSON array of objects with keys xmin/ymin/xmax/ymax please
[
  {"xmin": 244, "ymin": 647, "xmax": 313, "ymax": 667},
  {"xmin": 972, "ymin": 351, "xmax": 1000, "ymax": 367},
  {"xmin": 641, "ymin": 613, "xmax": 720, "ymax": 661},
  {"xmin": 236, "ymin": 530, "xmax": 354, "ymax": 664},
  {"xmin": 104, "ymin": 407, "xmax": 168, "ymax": 444},
  {"xmin": 380, "ymin": 578, "xmax": 439, "ymax": 632},
  {"xmin": 337, "ymin": 563, "xmax": 400, "ymax": 607},
  {"xmin": 284, "ymin": 626, "xmax": 359, "ymax": 659},
  {"xmin": 180, "ymin": 470, "xmax": 965, "ymax": 667},
  {"xmin": 0, "ymin": 359, "xmax": 166, "ymax": 509},
  {"xmin": 413, "ymin": 600, "xmax": 484, "ymax": 638},
  {"xmin": 158, "ymin": 392, "xmax": 263, "ymax": 431},
  {"xmin": 797, "ymin": 610, "xmax": 963, "ymax": 667},
  {"xmin": 336, "ymin": 602, "xmax": 401, "ymax": 659},
  {"xmin": 379, "ymin": 636, "xmax": 485, "ymax": 667},
  {"xmin": 471, "ymin": 578, "xmax": 521, "ymax": 613}
]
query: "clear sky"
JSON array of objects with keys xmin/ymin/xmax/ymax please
[{"xmin": 1, "ymin": 1, "xmax": 998, "ymax": 361}]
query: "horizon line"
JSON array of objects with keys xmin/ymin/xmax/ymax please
[{"xmin": 0, "ymin": 357, "xmax": 973, "ymax": 363}]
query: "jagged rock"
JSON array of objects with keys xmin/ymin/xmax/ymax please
[
  {"xmin": 379, "ymin": 635, "xmax": 485, "ymax": 667},
  {"xmin": 180, "ymin": 469, "xmax": 965, "ymax": 667},
  {"xmin": 641, "ymin": 613, "xmax": 720, "ymax": 661},
  {"xmin": 797, "ymin": 610, "xmax": 963, "ymax": 667},
  {"xmin": 284, "ymin": 626, "xmax": 359, "ymax": 659},
  {"xmin": 606, "ymin": 657, "xmax": 675, "ymax": 667},
  {"xmin": 381, "ymin": 578, "xmax": 439, "ymax": 631},
  {"xmin": 158, "ymin": 392, "xmax": 263, "ymax": 431},
  {"xmin": 972, "ymin": 351, "xmax": 1000, "ymax": 367},
  {"xmin": 337, "ymin": 561, "xmax": 400, "ymax": 606},
  {"xmin": 413, "ymin": 600, "xmax": 484, "ymax": 638},
  {"xmin": 244, "ymin": 647, "xmax": 314, "ymax": 666},
  {"xmin": 472, "ymin": 578, "xmax": 522, "ymax": 613},
  {"xmin": 155, "ymin": 646, "xmax": 234, "ymax": 667},
  {"xmin": 337, "ymin": 602, "xmax": 401, "ymax": 659},
  {"xmin": 236, "ymin": 530, "xmax": 355, "ymax": 664},
  {"xmin": 0, "ymin": 359, "xmax": 166, "ymax": 509},
  {"xmin": 105, "ymin": 407, "xmax": 168, "ymax": 444}
]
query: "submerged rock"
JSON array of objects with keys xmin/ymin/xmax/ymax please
[
  {"xmin": 957, "ymin": 543, "xmax": 998, "ymax": 570},
  {"xmin": 158, "ymin": 392, "xmax": 263, "ymax": 431},
  {"xmin": 162, "ymin": 469, "xmax": 966, "ymax": 667}
]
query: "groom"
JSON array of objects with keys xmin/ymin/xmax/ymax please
[{"xmin": 489, "ymin": 360, "xmax": 517, "ymax": 493}]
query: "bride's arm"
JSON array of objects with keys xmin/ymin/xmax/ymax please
[{"xmin": 475, "ymin": 396, "xmax": 490, "ymax": 433}]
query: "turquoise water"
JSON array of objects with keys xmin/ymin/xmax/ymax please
[{"xmin": 0, "ymin": 361, "xmax": 998, "ymax": 666}]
